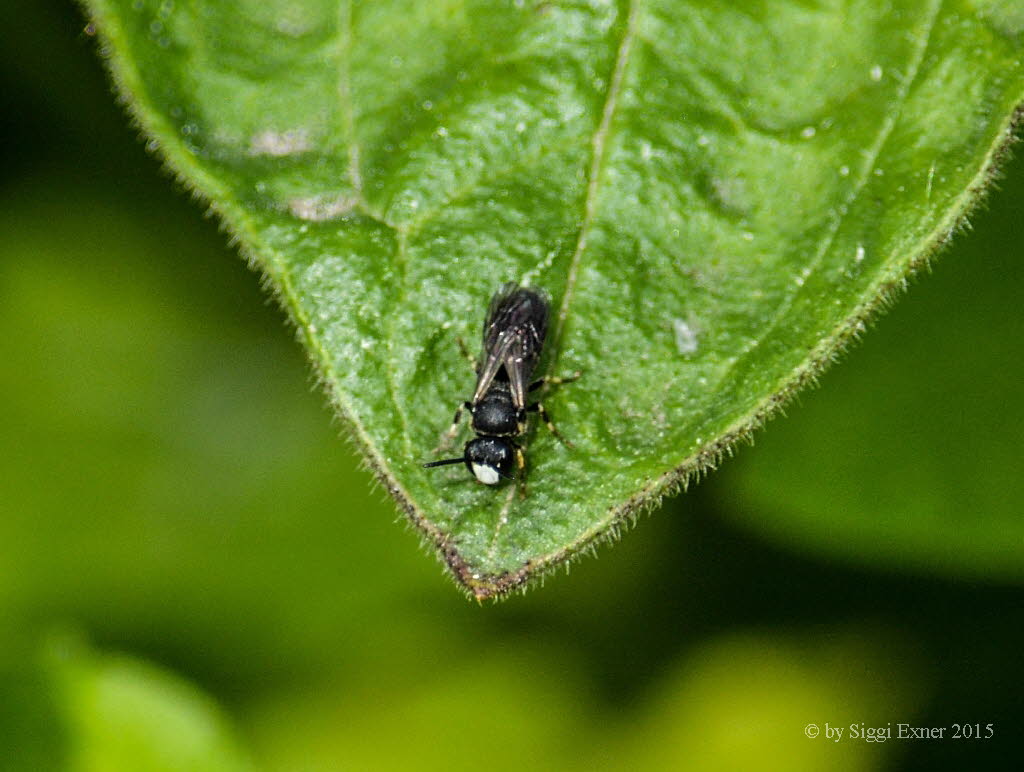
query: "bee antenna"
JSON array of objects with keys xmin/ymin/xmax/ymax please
[{"xmin": 423, "ymin": 457, "xmax": 466, "ymax": 469}]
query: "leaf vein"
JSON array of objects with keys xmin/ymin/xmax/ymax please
[
  {"xmin": 386, "ymin": 229, "xmax": 415, "ymax": 461},
  {"xmin": 552, "ymin": 0, "xmax": 640, "ymax": 351},
  {"xmin": 340, "ymin": 0, "xmax": 363, "ymax": 196},
  {"xmin": 721, "ymin": 0, "xmax": 943, "ymax": 382},
  {"xmin": 398, "ymin": 135, "xmax": 588, "ymax": 237},
  {"xmin": 488, "ymin": 0, "xmax": 640, "ymax": 560}
]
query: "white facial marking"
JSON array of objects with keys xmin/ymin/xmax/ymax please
[{"xmin": 471, "ymin": 463, "xmax": 501, "ymax": 485}]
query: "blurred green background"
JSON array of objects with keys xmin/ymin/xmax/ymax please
[{"xmin": 2, "ymin": 2, "xmax": 1022, "ymax": 770}]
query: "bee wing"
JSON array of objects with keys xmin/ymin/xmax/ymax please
[
  {"xmin": 471, "ymin": 331, "xmax": 517, "ymax": 404},
  {"xmin": 502, "ymin": 333, "xmax": 540, "ymax": 409},
  {"xmin": 483, "ymin": 282, "xmax": 524, "ymax": 341},
  {"xmin": 473, "ymin": 285, "xmax": 549, "ymax": 406}
]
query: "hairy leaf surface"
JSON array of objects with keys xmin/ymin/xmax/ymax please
[{"xmin": 86, "ymin": 0, "xmax": 1024, "ymax": 597}]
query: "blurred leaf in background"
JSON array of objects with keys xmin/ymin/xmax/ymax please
[
  {"xmin": 247, "ymin": 628, "xmax": 919, "ymax": 771},
  {"xmin": 51, "ymin": 636, "xmax": 255, "ymax": 772},
  {"xmin": 0, "ymin": 632, "xmax": 253, "ymax": 772},
  {"xmin": 1, "ymin": 0, "xmax": 1022, "ymax": 770}
]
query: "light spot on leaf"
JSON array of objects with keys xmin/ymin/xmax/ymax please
[
  {"xmin": 248, "ymin": 129, "xmax": 312, "ymax": 157},
  {"xmin": 288, "ymin": 194, "xmax": 358, "ymax": 222},
  {"xmin": 673, "ymin": 318, "xmax": 700, "ymax": 357}
]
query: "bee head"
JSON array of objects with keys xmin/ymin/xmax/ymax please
[
  {"xmin": 464, "ymin": 436, "xmax": 516, "ymax": 485},
  {"xmin": 423, "ymin": 436, "xmax": 517, "ymax": 485}
]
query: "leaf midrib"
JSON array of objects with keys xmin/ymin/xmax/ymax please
[
  {"xmin": 479, "ymin": 0, "xmax": 641, "ymax": 566},
  {"xmin": 552, "ymin": 0, "xmax": 640, "ymax": 355},
  {"xmin": 338, "ymin": 0, "xmax": 363, "ymax": 196}
]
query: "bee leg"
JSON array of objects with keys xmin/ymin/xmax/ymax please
[
  {"xmin": 456, "ymin": 336, "xmax": 479, "ymax": 372},
  {"xmin": 528, "ymin": 370, "xmax": 582, "ymax": 392},
  {"xmin": 514, "ymin": 444, "xmax": 528, "ymax": 499},
  {"xmin": 528, "ymin": 402, "xmax": 574, "ymax": 449},
  {"xmin": 434, "ymin": 401, "xmax": 471, "ymax": 453}
]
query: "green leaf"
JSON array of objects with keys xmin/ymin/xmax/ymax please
[
  {"xmin": 42, "ymin": 637, "xmax": 254, "ymax": 772},
  {"xmin": 84, "ymin": 0, "xmax": 1024, "ymax": 598},
  {"xmin": 711, "ymin": 152, "xmax": 1024, "ymax": 579}
]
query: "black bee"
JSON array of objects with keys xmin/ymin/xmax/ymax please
[{"xmin": 424, "ymin": 283, "xmax": 577, "ymax": 485}]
